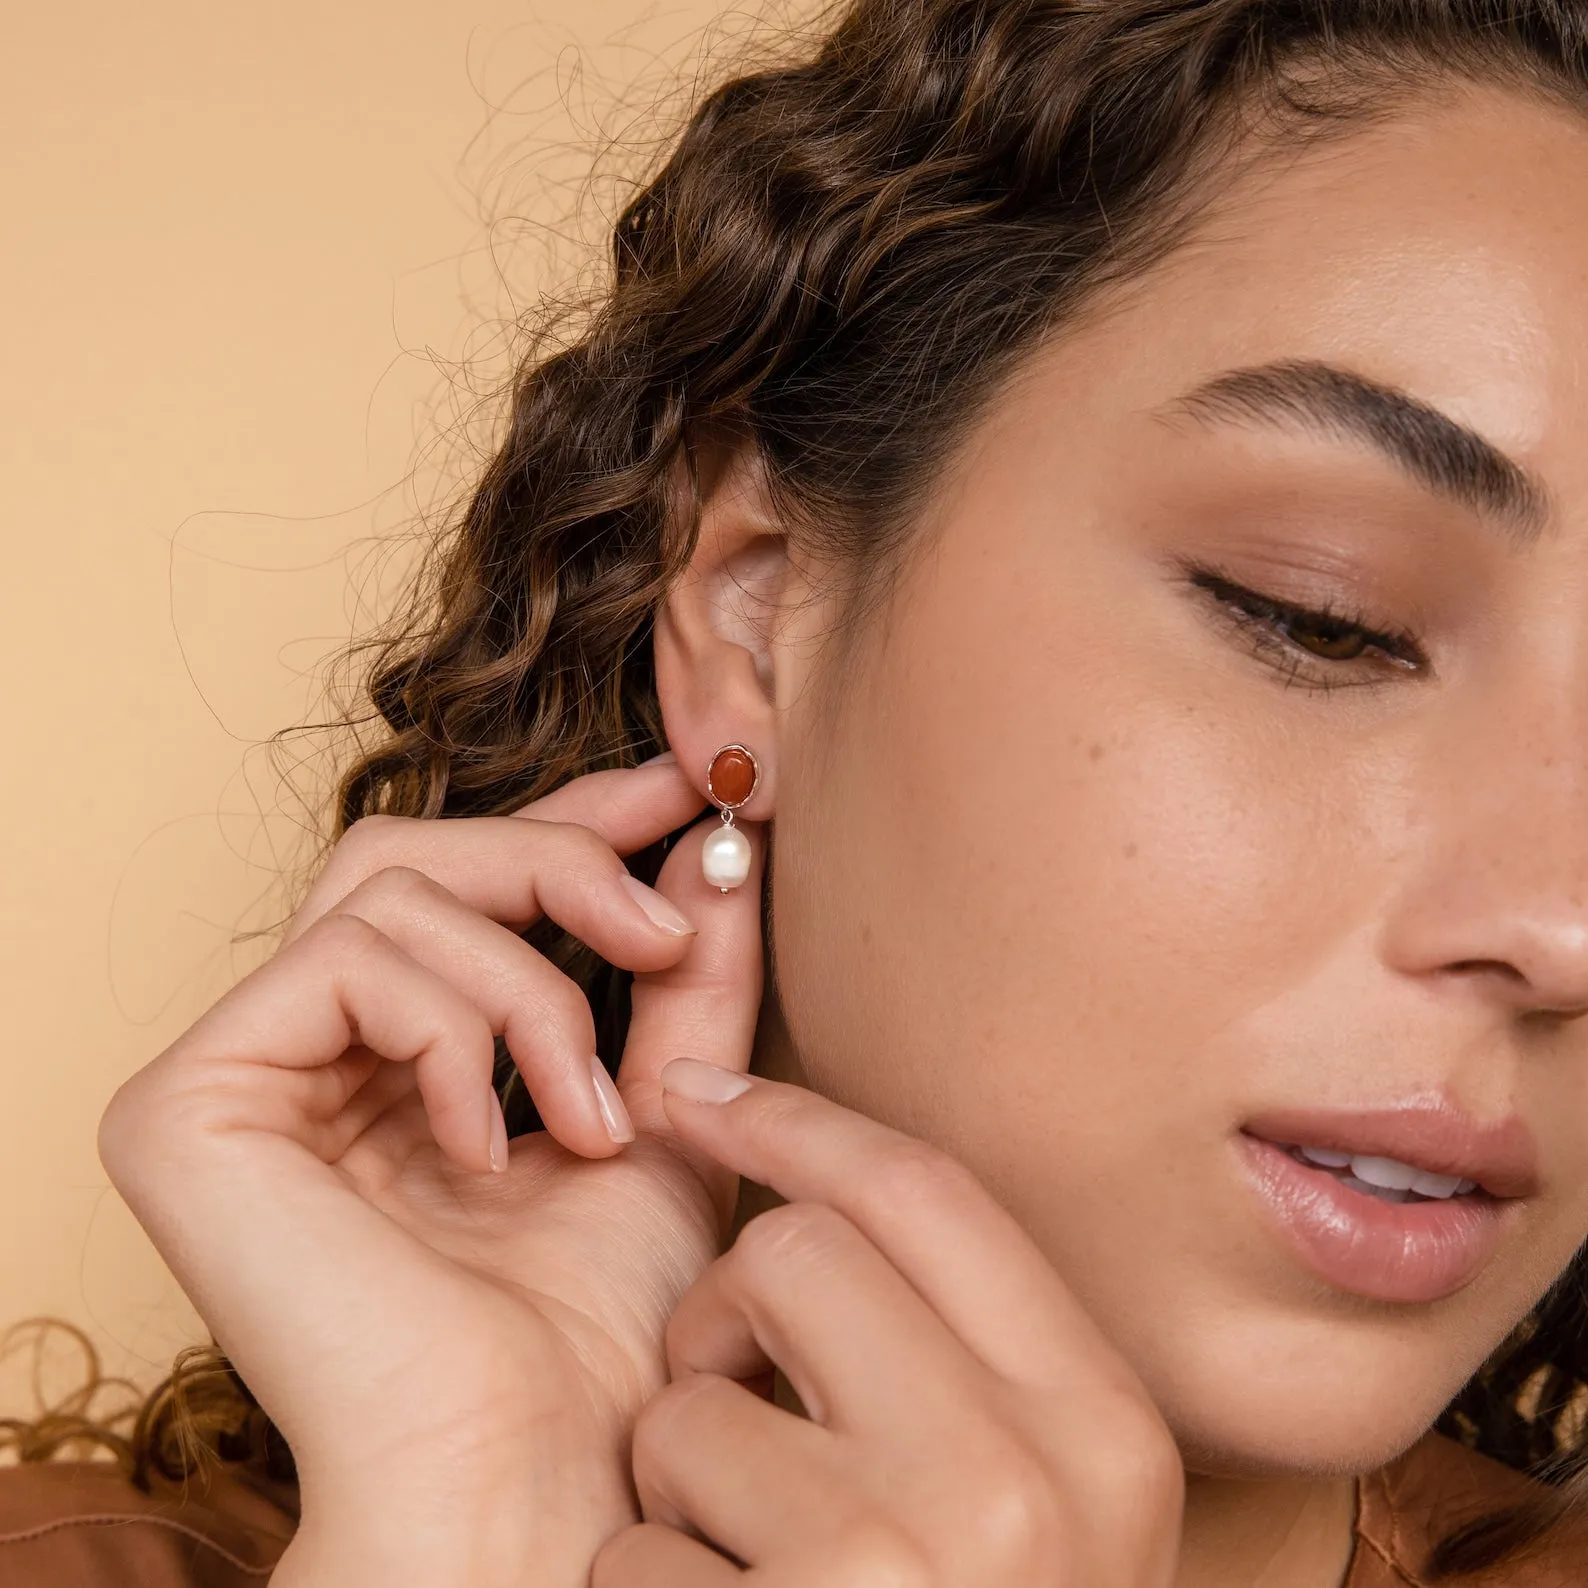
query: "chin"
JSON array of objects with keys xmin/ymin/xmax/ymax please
[{"xmin": 1122, "ymin": 1302, "xmax": 1503, "ymax": 1480}]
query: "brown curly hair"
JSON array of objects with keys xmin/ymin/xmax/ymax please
[{"xmin": 11, "ymin": 0, "xmax": 1588, "ymax": 1576}]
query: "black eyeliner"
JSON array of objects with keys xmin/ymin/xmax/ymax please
[{"xmin": 1174, "ymin": 556, "xmax": 1428, "ymax": 689}]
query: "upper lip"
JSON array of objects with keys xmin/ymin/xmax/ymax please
[{"xmin": 1241, "ymin": 1101, "xmax": 1541, "ymax": 1199}]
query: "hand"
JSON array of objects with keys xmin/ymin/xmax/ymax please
[
  {"xmin": 97, "ymin": 758, "xmax": 766, "ymax": 1588},
  {"xmin": 592, "ymin": 1061, "xmax": 1185, "ymax": 1588}
]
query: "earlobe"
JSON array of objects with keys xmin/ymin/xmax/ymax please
[{"xmin": 653, "ymin": 440, "xmax": 787, "ymax": 825}]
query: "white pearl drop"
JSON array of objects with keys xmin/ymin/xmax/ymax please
[{"xmin": 701, "ymin": 823, "xmax": 752, "ymax": 889}]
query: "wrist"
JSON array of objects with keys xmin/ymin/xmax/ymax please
[
  {"xmin": 273, "ymin": 1507, "xmax": 533, "ymax": 1588},
  {"xmin": 273, "ymin": 1453, "xmax": 638, "ymax": 1588}
]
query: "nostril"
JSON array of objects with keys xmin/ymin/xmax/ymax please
[
  {"xmin": 1443, "ymin": 958, "xmax": 1588, "ymax": 1021},
  {"xmin": 1520, "ymin": 1001, "xmax": 1588, "ymax": 1025}
]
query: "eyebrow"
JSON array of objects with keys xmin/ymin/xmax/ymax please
[{"xmin": 1151, "ymin": 358, "xmax": 1549, "ymax": 546}]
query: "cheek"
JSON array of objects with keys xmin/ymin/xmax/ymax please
[
  {"xmin": 767, "ymin": 529, "xmax": 1573, "ymax": 1468},
  {"xmin": 772, "ymin": 541, "xmax": 1389, "ymax": 1164}
]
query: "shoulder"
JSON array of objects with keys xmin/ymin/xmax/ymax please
[
  {"xmin": 0, "ymin": 1459, "xmax": 296, "ymax": 1587},
  {"xmin": 1351, "ymin": 1430, "xmax": 1588, "ymax": 1587}
]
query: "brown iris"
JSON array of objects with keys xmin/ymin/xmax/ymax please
[{"xmin": 1282, "ymin": 616, "xmax": 1371, "ymax": 660}]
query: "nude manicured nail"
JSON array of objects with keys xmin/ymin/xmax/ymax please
[
  {"xmin": 590, "ymin": 1055, "xmax": 636, "ymax": 1143},
  {"xmin": 661, "ymin": 1057, "xmax": 754, "ymax": 1104},
  {"xmin": 619, "ymin": 873, "xmax": 696, "ymax": 936},
  {"xmin": 487, "ymin": 1091, "xmax": 510, "ymax": 1173}
]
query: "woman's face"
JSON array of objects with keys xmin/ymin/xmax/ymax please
[{"xmin": 765, "ymin": 81, "xmax": 1588, "ymax": 1476}]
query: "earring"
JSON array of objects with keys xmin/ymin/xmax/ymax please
[{"xmin": 702, "ymin": 743, "xmax": 759, "ymax": 892}]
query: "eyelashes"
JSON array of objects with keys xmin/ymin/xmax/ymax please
[{"xmin": 1178, "ymin": 559, "xmax": 1429, "ymax": 692}]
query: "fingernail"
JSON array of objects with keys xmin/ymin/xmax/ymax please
[
  {"xmin": 640, "ymin": 749, "xmax": 676, "ymax": 765},
  {"xmin": 619, "ymin": 873, "xmax": 696, "ymax": 936},
  {"xmin": 661, "ymin": 1057, "xmax": 754, "ymax": 1104},
  {"xmin": 487, "ymin": 1091, "xmax": 509, "ymax": 1173},
  {"xmin": 590, "ymin": 1055, "xmax": 636, "ymax": 1143}
]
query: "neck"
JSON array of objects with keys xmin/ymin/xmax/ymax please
[{"xmin": 1177, "ymin": 1470, "xmax": 1356, "ymax": 1588}]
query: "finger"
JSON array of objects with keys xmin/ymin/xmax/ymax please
[
  {"xmin": 515, "ymin": 753, "xmax": 706, "ymax": 845},
  {"xmin": 629, "ymin": 1373, "xmax": 845, "ymax": 1568},
  {"xmin": 326, "ymin": 864, "xmax": 648, "ymax": 1156},
  {"xmin": 100, "ymin": 964, "xmax": 495, "ymax": 1462},
  {"xmin": 616, "ymin": 817, "xmax": 767, "ymax": 1213},
  {"xmin": 329, "ymin": 1069, "xmax": 436, "ymax": 1174},
  {"xmin": 105, "ymin": 911, "xmax": 504, "ymax": 1200},
  {"xmin": 663, "ymin": 1202, "xmax": 998, "ymax": 1445},
  {"xmin": 590, "ymin": 1521, "xmax": 742, "ymax": 1588},
  {"xmin": 285, "ymin": 759, "xmax": 705, "ymax": 946},
  {"xmin": 656, "ymin": 1065, "xmax": 1142, "ymax": 1407}
]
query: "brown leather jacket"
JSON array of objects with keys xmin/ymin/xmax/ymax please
[{"xmin": 1, "ymin": 1432, "xmax": 1585, "ymax": 1585}]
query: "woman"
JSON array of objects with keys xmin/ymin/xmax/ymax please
[{"xmin": 8, "ymin": 0, "xmax": 1588, "ymax": 1581}]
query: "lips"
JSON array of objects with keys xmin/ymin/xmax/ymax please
[
  {"xmin": 1237, "ymin": 1104, "xmax": 1538, "ymax": 1304},
  {"xmin": 1243, "ymin": 1105, "xmax": 1541, "ymax": 1200}
]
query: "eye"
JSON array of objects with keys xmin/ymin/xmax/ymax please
[
  {"xmin": 1180, "ymin": 560, "xmax": 1428, "ymax": 690},
  {"xmin": 1270, "ymin": 606, "xmax": 1372, "ymax": 661}
]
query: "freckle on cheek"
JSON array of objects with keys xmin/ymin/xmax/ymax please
[
  {"xmin": 1089, "ymin": 742, "xmax": 1105, "ymax": 761},
  {"xmin": 1124, "ymin": 842, "xmax": 1138, "ymax": 859}
]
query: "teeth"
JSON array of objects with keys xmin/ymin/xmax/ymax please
[
  {"xmin": 1351, "ymin": 1155, "xmax": 1420, "ymax": 1192},
  {"xmin": 1295, "ymin": 1146, "xmax": 1478, "ymax": 1200},
  {"xmin": 1298, "ymin": 1146, "xmax": 1352, "ymax": 1169}
]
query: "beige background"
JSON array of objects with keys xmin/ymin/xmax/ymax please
[{"xmin": 0, "ymin": 0, "xmax": 767, "ymax": 1416}]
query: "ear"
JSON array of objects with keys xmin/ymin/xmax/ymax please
[{"xmin": 654, "ymin": 434, "xmax": 794, "ymax": 822}]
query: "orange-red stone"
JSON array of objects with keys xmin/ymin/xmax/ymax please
[{"xmin": 708, "ymin": 746, "xmax": 757, "ymax": 807}]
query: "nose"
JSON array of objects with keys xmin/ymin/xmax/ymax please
[
  {"xmin": 1429, "ymin": 912, "xmax": 1588, "ymax": 1020},
  {"xmin": 1379, "ymin": 686, "xmax": 1588, "ymax": 1022}
]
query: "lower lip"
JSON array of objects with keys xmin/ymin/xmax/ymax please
[{"xmin": 1238, "ymin": 1134, "xmax": 1512, "ymax": 1304}]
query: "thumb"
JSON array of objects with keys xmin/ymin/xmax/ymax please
[{"xmin": 616, "ymin": 812, "xmax": 766, "ymax": 1209}]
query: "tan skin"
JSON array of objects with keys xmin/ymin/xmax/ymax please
[{"xmin": 97, "ymin": 80, "xmax": 1588, "ymax": 1588}]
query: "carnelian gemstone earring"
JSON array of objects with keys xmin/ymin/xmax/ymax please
[{"xmin": 702, "ymin": 743, "xmax": 758, "ymax": 891}]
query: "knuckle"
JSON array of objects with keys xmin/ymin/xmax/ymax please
[
  {"xmin": 734, "ymin": 1200, "xmax": 854, "ymax": 1275},
  {"xmin": 541, "ymin": 971, "xmax": 598, "ymax": 1029},
  {"xmin": 358, "ymin": 863, "xmax": 443, "ymax": 913},
  {"xmin": 508, "ymin": 970, "xmax": 596, "ymax": 1048},
  {"xmin": 1080, "ymin": 1419, "xmax": 1184, "ymax": 1516},
  {"xmin": 588, "ymin": 1523, "xmax": 659, "ymax": 1587},
  {"xmin": 96, "ymin": 1074, "xmax": 149, "ymax": 1179},
  {"xmin": 538, "ymin": 818, "xmax": 625, "ymax": 884},
  {"xmin": 535, "ymin": 816, "xmax": 607, "ymax": 859},
  {"xmin": 1121, "ymin": 1424, "xmax": 1186, "ymax": 1510},
  {"xmin": 97, "ymin": 1065, "xmax": 229, "ymax": 1194},
  {"xmin": 306, "ymin": 909, "xmax": 389, "ymax": 960},
  {"xmin": 863, "ymin": 1139, "xmax": 980, "ymax": 1216},
  {"xmin": 965, "ymin": 1444, "xmax": 1062, "ymax": 1567},
  {"xmin": 631, "ymin": 1373, "xmax": 729, "ymax": 1464},
  {"xmin": 825, "ymin": 1516, "xmax": 935, "ymax": 1588},
  {"xmin": 333, "ymin": 812, "xmax": 410, "ymax": 877}
]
